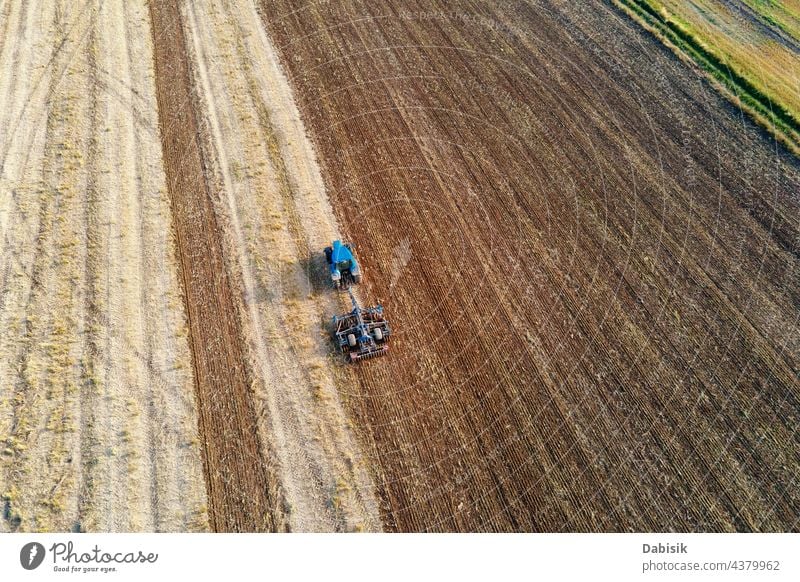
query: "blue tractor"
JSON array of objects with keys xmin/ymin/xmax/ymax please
[
  {"xmin": 324, "ymin": 240, "xmax": 362, "ymax": 289},
  {"xmin": 324, "ymin": 240, "xmax": 390, "ymax": 362}
]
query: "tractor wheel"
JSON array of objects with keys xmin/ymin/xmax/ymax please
[
  {"xmin": 324, "ymin": 247, "xmax": 332, "ymax": 263},
  {"xmin": 373, "ymin": 327, "xmax": 383, "ymax": 341},
  {"xmin": 354, "ymin": 273, "xmax": 362, "ymax": 284},
  {"xmin": 347, "ymin": 333, "xmax": 357, "ymax": 347}
]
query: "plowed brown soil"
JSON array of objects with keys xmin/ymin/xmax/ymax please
[{"xmin": 260, "ymin": 0, "xmax": 800, "ymax": 531}]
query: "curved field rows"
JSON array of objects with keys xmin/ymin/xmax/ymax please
[
  {"xmin": 0, "ymin": 0, "xmax": 206, "ymax": 532},
  {"xmin": 261, "ymin": 0, "xmax": 800, "ymax": 531}
]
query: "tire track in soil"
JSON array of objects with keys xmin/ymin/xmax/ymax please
[
  {"xmin": 78, "ymin": 10, "xmax": 99, "ymax": 531},
  {"xmin": 148, "ymin": 0, "xmax": 277, "ymax": 532},
  {"xmin": 121, "ymin": 0, "xmax": 160, "ymax": 531}
]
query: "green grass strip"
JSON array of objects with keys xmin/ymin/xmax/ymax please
[{"xmin": 613, "ymin": 0, "xmax": 800, "ymax": 155}]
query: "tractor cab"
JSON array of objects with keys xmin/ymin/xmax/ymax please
[{"xmin": 324, "ymin": 240, "xmax": 362, "ymax": 289}]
